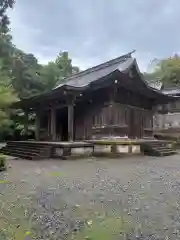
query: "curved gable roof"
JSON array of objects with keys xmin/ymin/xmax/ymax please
[{"xmin": 54, "ymin": 51, "xmax": 135, "ymax": 89}]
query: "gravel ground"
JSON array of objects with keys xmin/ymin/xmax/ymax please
[{"xmin": 1, "ymin": 154, "xmax": 180, "ymax": 239}]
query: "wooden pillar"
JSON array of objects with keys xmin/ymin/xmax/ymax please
[
  {"xmin": 35, "ymin": 111, "xmax": 40, "ymax": 141},
  {"xmin": 24, "ymin": 109, "xmax": 28, "ymax": 136},
  {"xmin": 67, "ymin": 98, "xmax": 74, "ymax": 142},
  {"xmin": 50, "ymin": 107, "xmax": 56, "ymax": 141},
  {"xmin": 47, "ymin": 110, "xmax": 51, "ymax": 137},
  {"xmin": 68, "ymin": 104, "xmax": 74, "ymax": 141},
  {"xmin": 109, "ymin": 83, "xmax": 117, "ymax": 135}
]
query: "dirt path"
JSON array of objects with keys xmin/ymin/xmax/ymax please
[{"xmin": 1, "ymin": 155, "xmax": 180, "ymax": 239}]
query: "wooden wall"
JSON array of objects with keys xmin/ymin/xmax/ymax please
[{"xmin": 74, "ymin": 87, "xmax": 153, "ymax": 140}]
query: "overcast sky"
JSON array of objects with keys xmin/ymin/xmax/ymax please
[{"xmin": 9, "ymin": 0, "xmax": 180, "ymax": 72}]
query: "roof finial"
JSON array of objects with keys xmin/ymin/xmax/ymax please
[{"xmin": 129, "ymin": 50, "xmax": 136, "ymax": 56}]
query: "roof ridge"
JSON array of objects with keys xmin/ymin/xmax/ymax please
[{"xmin": 55, "ymin": 51, "xmax": 135, "ymax": 86}]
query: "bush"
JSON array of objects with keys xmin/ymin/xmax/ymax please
[{"xmin": 0, "ymin": 154, "xmax": 6, "ymax": 171}]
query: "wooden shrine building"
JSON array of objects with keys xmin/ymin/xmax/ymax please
[{"xmin": 12, "ymin": 52, "xmax": 174, "ymax": 142}]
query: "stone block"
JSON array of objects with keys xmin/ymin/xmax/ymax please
[
  {"xmin": 132, "ymin": 145, "xmax": 141, "ymax": 154},
  {"xmin": 167, "ymin": 143, "xmax": 172, "ymax": 148},
  {"xmin": 94, "ymin": 145, "xmax": 111, "ymax": 153},
  {"xmin": 55, "ymin": 148, "xmax": 63, "ymax": 157},
  {"xmin": 71, "ymin": 147, "xmax": 93, "ymax": 155},
  {"xmin": 116, "ymin": 145, "xmax": 129, "ymax": 153}
]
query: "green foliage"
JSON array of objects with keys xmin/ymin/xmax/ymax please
[
  {"xmin": 145, "ymin": 54, "xmax": 180, "ymax": 87},
  {"xmin": 40, "ymin": 61, "xmax": 62, "ymax": 91},
  {"xmin": 55, "ymin": 51, "xmax": 79, "ymax": 81},
  {"xmin": 0, "ymin": 62, "xmax": 17, "ymax": 129},
  {"xmin": 71, "ymin": 216, "xmax": 130, "ymax": 240},
  {"xmin": 10, "ymin": 50, "xmax": 80, "ymax": 98},
  {"xmin": 0, "ymin": 47, "xmax": 17, "ymax": 132},
  {"xmin": 11, "ymin": 49, "xmax": 44, "ymax": 98},
  {"xmin": 0, "ymin": 0, "xmax": 14, "ymax": 34},
  {"xmin": 40, "ymin": 51, "xmax": 80, "ymax": 92}
]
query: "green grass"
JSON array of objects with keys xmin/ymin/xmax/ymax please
[
  {"xmin": 70, "ymin": 215, "xmax": 131, "ymax": 240},
  {"xmin": 0, "ymin": 184, "xmax": 34, "ymax": 240},
  {"xmin": 69, "ymin": 206, "xmax": 132, "ymax": 240}
]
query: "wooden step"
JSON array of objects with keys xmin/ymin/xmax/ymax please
[
  {"xmin": 0, "ymin": 150, "xmax": 36, "ymax": 160},
  {"xmin": 153, "ymin": 146, "xmax": 172, "ymax": 151},
  {"xmin": 1, "ymin": 146, "xmax": 43, "ymax": 154},
  {"xmin": 6, "ymin": 143, "xmax": 47, "ymax": 149},
  {"xmin": 141, "ymin": 141, "xmax": 176, "ymax": 157},
  {"xmin": 0, "ymin": 148, "xmax": 39, "ymax": 156},
  {"xmin": 0, "ymin": 141, "xmax": 52, "ymax": 160},
  {"xmin": 159, "ymin": 151, "xmax": 176, "ymax": 156},
  {"xmin": 148, "ymin": 143, "xmax": 168, "ymax": 147}
]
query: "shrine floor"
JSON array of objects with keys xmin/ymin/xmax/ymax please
[
  {"xmin": 0, "ymin": 138, "xmax": 175, "ymax": 159},
  {"xmin": 1, "ymin": 154, "xmax": 180, "ymax": 239}
]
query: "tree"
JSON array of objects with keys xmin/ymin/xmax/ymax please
[
  {"xmin": 11, "ymin": 49, "xmax": 44, "ymax": 98},
  {"xmin": 39, "ymin": 51, "xmax": 80, "ymax": 91},
  {"xmin": 0, "ymin": 0, "xmax": 14, "ymax": 70},
  {"xmin": 40, "ymin": 62, "xmax": 61, "ymax": 91},
  {"xmin": 55, "ymin": 51, "xmax": 79, "ymax": 78},
  {"xmin": 0, "ymin": 0, "xmax": 18, "ymax": 138},
  {"xmin": 10, "ymin": 50, "xmax": 80, "ymax": 98},
  {"xmin": 145, "ymin": 54, "xmax": 180, "ymax": 88},
  {"xmin": 0, "ymin": 62, "xmax": 17, "ymax": 128},
  {"xmin": 0, "ymin": 0, "xmax": 14, "ymax": 34},
  {"xmin": 54, "ymin": 51, "xmax": 79, "ymax": 86}
]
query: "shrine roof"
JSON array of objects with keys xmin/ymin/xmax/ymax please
[
  {"xmin": 54, "ymin": 51, "xmax": 135, "ymax": 89},
  {"xmin": 161, "ymin": 87, "xmax": 180, "ymax": 96}
]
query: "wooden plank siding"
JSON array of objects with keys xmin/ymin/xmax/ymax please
[
  {"xmin": 72, "ymin": 85, "xmax": 154, "ymax": 140},
  {"xmin": 74, "ymin": 101, "xmax": 153, "ymax": 140}
]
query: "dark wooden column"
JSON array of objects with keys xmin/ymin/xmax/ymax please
[
  {"xmin": 108, "ymin": 83, "xmax": 118, "ymax": 135},
  {"xmin": 152, "ymin": 105, "xmax": 158, "ymax": 130},
  {"xmin": 68, "ymin": 103, "xmax": 74, "ymax": 141},
  {"xmin": 50, "ymin": 107, "xmax": 56, "ymax": 141},
  {"xmin": 47, "ymin": 111, "xmax": 51, "ymax": 137},
  {"xmin": 24, "ymin": 109, "xmax": 28, "ymax": 136},
  {"xmin": 35, "ymin": 111, "xmax": 40, "ymax": 141},
  {"xmin": 67, "ymin": 96, "xmax": 75, "ymax": 142}
]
